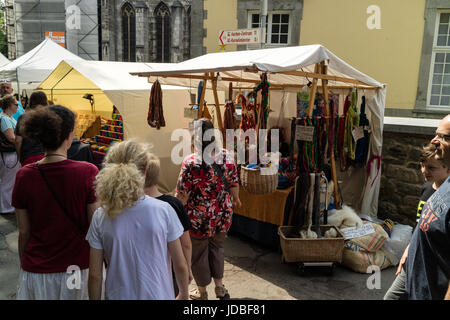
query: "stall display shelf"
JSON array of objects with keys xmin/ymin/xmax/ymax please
[{"xmin": 89, "ymin": 113, "xmax": 124, "ymax": 155}]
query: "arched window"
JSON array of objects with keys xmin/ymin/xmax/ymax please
[
  {"xmin": 122, "ymin": 3, "xmax": 136, "ymax": 62},
  {"xmin": 155, "ymin": 2, "xmax": 171, "ymax": 62}
]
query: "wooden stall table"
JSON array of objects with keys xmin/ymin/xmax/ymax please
[{"xmin": 230, "ymin": 186, "xmax": 294, "ymax": 249}]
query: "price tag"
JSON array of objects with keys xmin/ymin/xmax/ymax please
[
  {"xmin": 295, "ymin": 125, "xmax": 315, "ymax": 142},
  {"xmin": 352, "ymin": 126, "xmax": 365, "ymax": 141},
  {"xmin": 340, "ymin": 224, "xmax": 375, "ymax": 240}
]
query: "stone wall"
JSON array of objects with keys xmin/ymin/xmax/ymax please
[{"xmin": 378, "ymin": 131, "xmax": 435, "ymax": 226}]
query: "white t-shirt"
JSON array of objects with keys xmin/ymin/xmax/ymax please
[{"xmin": 86, "ymin": 195, "xmax": 183, "ymax": 300}]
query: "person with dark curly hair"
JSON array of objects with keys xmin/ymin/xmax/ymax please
[
  {"xmin": 14, "ymin": 91, "xmax": 48, "ymax": 166},
  {"xmin": 11, "ymin": 105, "xmax": 99, "ymax": 300},
  {"xmin": 0, "ymin": 94, "xmax": 21, "ymax": 215}
]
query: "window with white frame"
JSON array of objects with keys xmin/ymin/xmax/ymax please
[
  {"xmin": 429, "ymin": 11, "xmax": 450, "ymax": 108},
  {"xmin": 248, "ymin": 11, "xmax": 290, "ymax": 46}
]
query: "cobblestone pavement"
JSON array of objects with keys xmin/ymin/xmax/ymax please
[
  {"xmin": 0, "ymin": 214, "xmax": 396, "ymax": 300},
  {"xmin": 0, "ymin": 214, "xmax": 19, "ymax": 300}
]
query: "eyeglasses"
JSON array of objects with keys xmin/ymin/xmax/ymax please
[{"xmin": 434, "ymin": 133, "xmax": 450, "ymax": 143}]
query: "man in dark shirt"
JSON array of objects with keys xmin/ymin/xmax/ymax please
[
  {"xmin": 406, "ymin": 114, "xmax": 450, "ymax": 300},
  {"xmin": 68, "ymin": 138, "xmax": 94, "ymax": 163}
]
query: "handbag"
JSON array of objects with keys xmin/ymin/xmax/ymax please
[
  {"xmin": 0, "ymin": 116, "xmax": 16, "ymax": 153},
  {"xmin": 36, "ymin": 162, "xmax": 87, "ymax": 236}
]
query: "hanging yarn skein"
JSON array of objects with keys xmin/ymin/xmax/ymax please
[
  {"xmin": 147, "ymin": 79, "xmax": 165, "ymax": 129},
  {"xmin": 254, "ymin": 73, "xmax": 270, "ymax": 130}
]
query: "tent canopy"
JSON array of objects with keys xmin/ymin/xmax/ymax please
[
  {"xmin": 133, "ymin": 44, "xmax": 386, "ymax": 217},
  {"xmin": 37, "ymin": 59, "xmax": 192, "ymax": 193},
  {"xmin": 133, "ymin": 44, "xmax": 383, "ymax": 90},
  {"xmin": 0, "ymin": 38, "xmax": 84, "ymax": 85},
  {"xmin": 37, "ymin": 59, "xmax": 185, "ymax": 113}
]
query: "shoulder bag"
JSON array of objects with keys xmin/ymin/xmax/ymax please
[
  {"xmin": 36, "ymin": 162, "xmax": 87, "ymax": 236},
  {"xmin": 211, "ymin": 162, "xmax": 230, "ymax": 203},
  {"xmin": 0, "ymin": 116, "xmax": 16, "ymax": 153}
]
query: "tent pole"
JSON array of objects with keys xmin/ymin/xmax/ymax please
[
  {"xmin": 198, "ymin": 73, "xmax": 208, "ymax": 118},
  {"xmin": 210, "ymin": 72, "xmax": 223, "ymax": 133},
  {"xmin": 306, "ymin": 64, "xmax": 320, "ymax": 118},
  {"xmin": 320, "ymin": 61, "xmax": 340, "ymax": 209}
]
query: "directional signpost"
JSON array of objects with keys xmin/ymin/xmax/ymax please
[{"xmin": 218, "ymin": 28, "xmax": 261, "ymax": 50}]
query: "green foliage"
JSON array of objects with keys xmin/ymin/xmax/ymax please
[{"xmin": 0, "ymin": 8, "xmax": 7, "ymax": 57}]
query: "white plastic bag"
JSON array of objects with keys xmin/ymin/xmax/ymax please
[{"xmin": 381, "ymin": 224, "xmax": 413, "ymax": 265}]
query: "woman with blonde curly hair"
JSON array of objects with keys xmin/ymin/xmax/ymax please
[{"xmin": 86, "ymin": 139, "xmax": 189, "ymax": 300}]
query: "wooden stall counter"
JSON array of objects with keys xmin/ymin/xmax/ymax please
[{"xmin": 234, "ymin": 186, "xmax": 294, "ymax": 226}]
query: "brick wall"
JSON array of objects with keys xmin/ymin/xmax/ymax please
[{"xmin": 378, "ymin": 131, "xmax": 434, "ymax": 226}]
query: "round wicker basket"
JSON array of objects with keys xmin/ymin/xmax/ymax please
[{"xmin": 240, "ymin": 166, "xmax": 278, "ymax": 195}]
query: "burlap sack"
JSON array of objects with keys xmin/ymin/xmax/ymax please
[
  {"xmin": 346, "ymin": 222, "xmax": 388, "ymax": 253},
  {"xmin": 342, "ymin": 245, "xmax": 392, "ymax": 273},
  {"xmin": 341, "ymin": 222, "xmax": 392, "ymax": 273}
]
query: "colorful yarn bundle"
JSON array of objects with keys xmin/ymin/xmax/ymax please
[
  {"xmin": 90, "ymin": 144, "xmax": 110, "ymax": 153},
  {"xmin": 112, "ymin": 113, "xmax": 123, "ymax": 121},
  {"xmin": 95, "ymin": 135, "xmax": 120, "ymax": 145},
  {"xmin": 100, "ymin": 130, "xmax": 123, "ymax": 140},
  {"xmin": 107, "ymin": 119, "xmax": 123, "ymax": 126},
  {"xmin": 237, "ymin": 93, "xmax": 256, "ymax": 132},
  {"xmin": 103, "ymin": 124, "xmax": 123, "ymax": 133},
  {"xmin": 381, "ymin": 219, "xmax": 394, "ymax": 237}
]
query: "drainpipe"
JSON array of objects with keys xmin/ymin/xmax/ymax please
[{"xmin": 260, "ymin": 0, "xmax": 267, "ymax": 49}]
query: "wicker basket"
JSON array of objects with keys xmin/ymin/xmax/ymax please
[
  {"xmin": 278, "ymin": 225, "xmax": 344, "ymax": 263},
  {"xmin": 240, "ymin": 166, "xmax": 278, "ymax": 194}
]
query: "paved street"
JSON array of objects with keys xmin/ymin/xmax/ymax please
[
  {"xmin": 0, "ymin": 214, "xmax": 396, "ymax": 300},
  {"xmin": 0, "ymin": 214, "xmax": 19, "ymax": 300}
]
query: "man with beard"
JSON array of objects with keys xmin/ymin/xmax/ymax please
[{"xmin": 405, "ymin": 114, "xmax": 450, "ymax": 300}]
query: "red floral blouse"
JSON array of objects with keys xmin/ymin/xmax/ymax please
[{"xmin": 176, "ymin": 149, "xmax": 239, "ymax": 239}]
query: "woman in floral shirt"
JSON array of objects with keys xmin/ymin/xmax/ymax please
[{"xmin": 176, "ymin": 118, "xmax": 241, "ymax": 300}]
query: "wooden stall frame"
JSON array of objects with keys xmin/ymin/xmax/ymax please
[
  {"xmin": 137, "ymin": 59, "xmax": 380, "ymax": 210},
  {"xmin": 320, "ymin": 61, "xmax": 341, "ymax": 208}
]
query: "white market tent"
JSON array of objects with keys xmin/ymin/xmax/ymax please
[
  {"xmin": 0, "ymin": 52, "xmax": 10, "ymax": 68},
  {"xmin": 37, "ymin": 59, "xmax": 192, "ymax": 193},
  {"xmin": 0, "ymin": 38, "xmax": 84, "ymax": 89},
  {"xmin": 133, "ymin": 44, "xmax": 386, "ymax": 217}
]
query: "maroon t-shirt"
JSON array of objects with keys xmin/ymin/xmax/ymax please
[{"xmin": 12, "ymin": 159, "xmax": 98, "ymax": 273}]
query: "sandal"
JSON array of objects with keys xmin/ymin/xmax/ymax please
[
  {"xmin": 189, "ymin": 288, "xmax": 208, "ymax": 300},
  {"xmin": 215, "ymin": 285, "xmax": 230, "ymax": 300}
]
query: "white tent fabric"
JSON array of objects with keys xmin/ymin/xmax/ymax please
[
  {"xmin": 0, "ymin": 52, "xmax": 10, "ymax": 68},
  {"xmin": 37, "ymin": 59, "xmax": 193, "ymax": 193},
  {"xmin": 134, "ymin": 44, "xmax": 386, "ymax": 217},
  {"xmin": 0, "ymin": 38, "xmax": 84, "ymax": 85}
]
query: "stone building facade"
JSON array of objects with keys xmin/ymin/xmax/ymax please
[
  {"xmin": 5, "ymin": 0, "xmax": 99, "ymax": 60},
  {"xmin": 378, "ymin": 120, "xmax": 439, "ymax": 226},
  {"xmin": 100, "ymin": 0, "xmax": 192, "ymax": 63}
]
